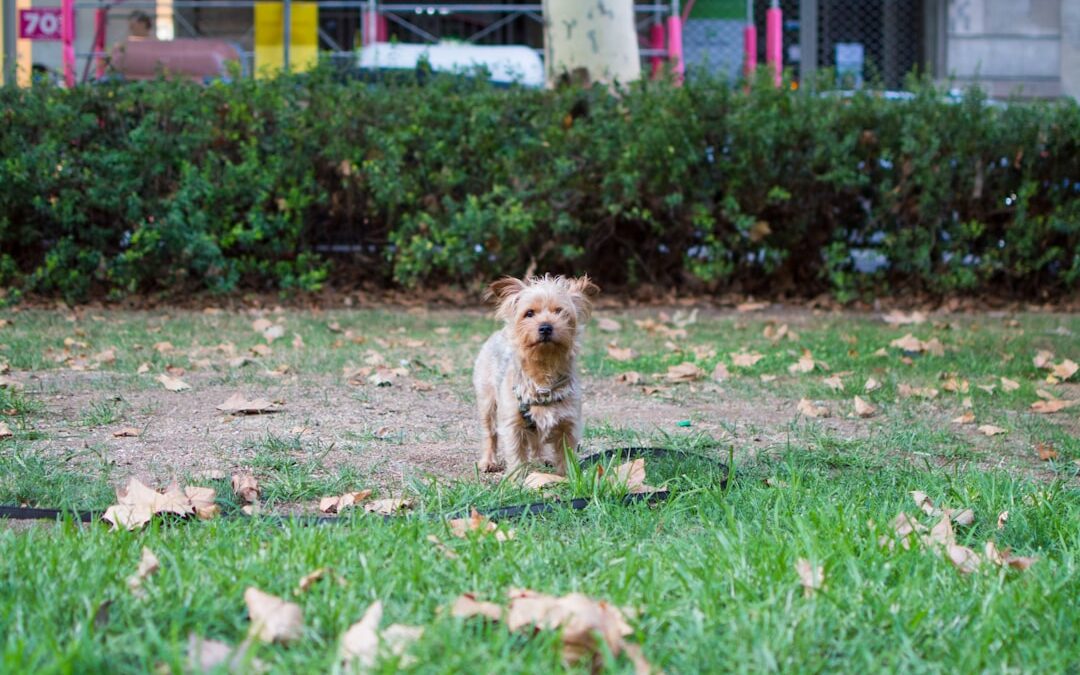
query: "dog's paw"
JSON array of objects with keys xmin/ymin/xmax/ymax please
[{"xmin": 477, "ymin": 458, "xmax": 504, "ymax": 473}]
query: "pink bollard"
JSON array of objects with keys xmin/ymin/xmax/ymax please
[
  {"xmin": 649, "ymin": 22, "xmax": 665, "ymax": 79},
  {"xmin": 61, "ymin": 0, "xmax": 75, "ymax": 87},
  {"xmin": 666, "ymin": 15, "xmax": 684, "ymax": 84},
  {"xmin": 743, "ymin": 24, "xmax": 757, "ymax": 79},
  {"xmin": 765, "ymin": 6, "xmax": 782, "ymax": 87},
  {"xmin": 361, "ymin": 9, "xmax": 388, "ymax": 46}
]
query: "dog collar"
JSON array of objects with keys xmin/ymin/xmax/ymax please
[{"xmin": 516, "ymin": 375, "xmax": 571, "ymax": 428}]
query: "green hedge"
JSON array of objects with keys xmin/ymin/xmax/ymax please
[{"xmin": 2, "ymin": 69, "xmax": 1078, "ymax": 302}]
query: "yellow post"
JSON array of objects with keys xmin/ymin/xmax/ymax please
[
  {"xmin": 254, "ymin": 1, "xmax": 318, "ymax": 77},
  {"xmin": 15, "ymin": 0, "xmax": 32, "ymax": 86}
]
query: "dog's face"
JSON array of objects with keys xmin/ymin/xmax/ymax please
[{"xmin": 488, "ymin": 275, "xmax": 600, "ymax": 355}]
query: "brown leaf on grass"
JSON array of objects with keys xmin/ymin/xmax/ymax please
[
  {"xmin": 340, "ymin": 602, "xmax": 382, "ymax": 669},
  {"xmin": 153, "ymin": 341, "xmax": 174, "ymax": 354},
  {"xmin": 185, "ymin": 486, "xmax": 220, "ymax": 519},
  {"xmin": 1030, "ymin": 399, "xmax": 1078, "ymax": 414},
  {"xmin": 451, "ymin": 594, "xmax": 503, "ymax": 621},
  {"xmin": 1051, "ymin": 359, "xmax": 1078, "ymax": 380},
  {"xmin": 615, "ymin": 371, "xmax": 642, "ymax": 385},
  {"xmin": 853, "ymin": 396, "xmax": 877, "ymax": 418},
  {"xmin": 925, "ymin": 514, "xmax": 955, "ymax": 547},
  {"xmin": 231, "ymin": 473, "xmax": 261, "ymax": 504},
  {"xmin": 666, "ymin": 362, "xmax": 705, "ymax": 383},
  {"xmin": 796, "ymin": 398, "xmax": 830, "ymax": 418},
  {"xmin": 596, "ymin": 317, "xmax": 621, "ymax": 332},
  {"xmin": 1000, "ymin": 377, "xmax": 1021, "ymax": 392},
  {"xmin": 262, "ymin": 325, "xmax": 285, "ymax": 343},
  {"xmin": 711, "ymin": 362, "xmax": 730, "ymax": 382},
  {"xmin": 977, "ymin": 425, "xmax": 1007, "ymax": 437},
  {"xmin": 102, "ymin": 478, "xmax": 217, "ymax": 530},
  {"xmin": 249, "ymin": 344, "xmax": 273, "ymax": 357},
  {"xmin": 112, "ymin": 427, "xmax": 141, "ymax": 438},
  {"xmin": 1035, "ymin": 442, "xmax": 1058, "ymax": 461},
  {"xmin": 216, "ymin": 394, "xmax": 282, "ymax": 415},
  {"xmin": 365, "ymin": 498, "xmax": 413, "ymax": 515},
  {"xmin": 1033, "ymin": 350, "xmax": 1055, "ymax": 369},
  {"xmin": 448, "ymin": 509, "xmax": 513, "ymax": 541},
  {"xmin": 911, "ymin": 491, "xmax": 939, "ymax": 517},
  {"xmin": 730, "ymin": 351, "xmax": 764, "ymax": 368},
  {"xmin": 889, "ymin": 334, "xmax": 944, "ymax": 356},
  {"xmin": 941, "ymin": 376, "xmax": 969, "ymax": 394},
  {"xmin": 946, "ymin": 543, "xmax": 981, "ymax": 574},
  {"xmin": 1036, "ymin": 389, "xmax": 1059, "ymax": 400},
  {"xmin": 295, "ymin": 567, "xmax": 346, "ymax": 594},
  {"xmin": 951, "ymin": 508, "xmax": 975, "ymax": 527},
  {"xmin": 126, "ymin": 547, "xmax": 160, "ymax": 597},
  {"xmin": 523, "ymin": 472, "xmax": 567, "ymax": 490},
  {"xmin": 997, "ymin": 511, "xmax": 1009, "ymax": 529},
  {"xmin": 94, "ymin": 348, "xmax": 117, "ymax": 365},
  {"xmin": 156, "ymin": 374, "xmax": 190, "ymax": 392},
  {"xmin": 984, "ymin": 541, "xmax": 1038, "ymax": 571},
  {"xmin": 736, "ymin": 301, "xmax": 768, "ymax": 312},
  {"xmin": 245, "ymin": 587, "xmax": 303, "ymax": 645},
  {"xmin": 608, "ymin": 458, "xmax": 659, "ymax": 495},
  {"xmin": 319, "ymin": 490, "xmax": 374, "ymax": 514},
  {"xmin": 952, "ymin": 411, "xmax": 976, "ymax": 425},
  {"xmin": 864, "ymin": 377, "xmax": 881, "ymax": 392},
  {"xmin": 823, "ymin": 375, "xmax": 845, "ymax": 391},
  {"xmin": 764, "ymin": 477, "xmax": 789, "ymax": 488},
  {"xmin": 879, "ymin": 512, "xmax": 928, "ymax": 550},
  {"xmin": 251, "ymin": 318, "xmax": 274, "ymax": 334},
  {"xmin": 506, "ymin": 590, "xmax": 645, "ymax": 670},
  {"xmin": 795, "ymin": 559, "xmax": 825, "ymax": 598},
  {"xmin": 606, "ymin": 344, "xmax": 636, "ymax": 362},
  {"xmin": 0, "ymin": 421, "xmax": 14, "ymax": 439},
  {"xmin": 187, "ymin": 634, "xmax": 264, "ymax": 674},
  {"xmin": 788, "ymin": 351, "xmax": 817, "ymax": 374},
  {"xmin": 897, "ymin": 384, "xmax": 938, "ymax": 399},
  {"xmin": 882, "ymin": 310, "xmax": 927, "ymax": 326}
]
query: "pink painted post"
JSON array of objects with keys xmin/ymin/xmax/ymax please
[
  {"xmin": 742, "ymin": 24, "xmax": 757, "ymax": 79},
  {"xmin": 61, "ymin": 0, "xmax": 75, "ymax": 87},
  {"xmin": 649, "ymin": 22, "xmax": 665, "ymax": 79},
  {"xmin": 361, "ymin": 9, "xmax": 388, "ymax": 46},
  {"xmin": 94, "ymin": 8, "xmax": 108, "ymax": 79},
  {"xmin": 666, "ymin": 15, "xmax": 684, "ymax": 83},
  {"xmin": 765, "ymin": 5, "xmax": 782, "ymax": 87}
]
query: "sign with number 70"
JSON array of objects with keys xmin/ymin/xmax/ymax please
[{"xmin": 19, "ymin": 8, "xmax": 66, "ymax": 41}]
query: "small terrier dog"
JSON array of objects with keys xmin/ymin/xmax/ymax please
[{"xmin": 473, "ymin": 274, "xmax": 600, "ymax": 475}]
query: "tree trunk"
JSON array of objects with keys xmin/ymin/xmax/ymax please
[{"xmin": 542, "ymin": 0, "xmax": 641, "ymax": 87}]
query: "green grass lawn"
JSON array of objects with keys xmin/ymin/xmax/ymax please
[{"xmin": 1, "ymin": 306, "xmax": 1078, "ymax": 672}]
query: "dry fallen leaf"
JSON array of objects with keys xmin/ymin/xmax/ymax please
[
  {"xmin": 0, "ymin": 421, "xmax": 14, "ymax": 439},
  {"xmin": 796, "ymin": 398, "xmax": 830, "ymax": 418},
  {"xmin": 232, "ymin": 473, "xmax": 261, "ymax": 504},
  {"xmin": 666, "ymin": 362, "xmax": 705, "ymax": 383},
  {"xmin": 711, "ymin": 362, "xmax": 730, "ymax": 382},
  {"xmin": 730, "ymin": 351, "xmax": 764, "ymax": 368},
  {"xmin": 216, "ymin": 393, "xmax": 282, "ymax": 415},
  {"xmin": 864, "ymin": 377, "xmax": 881, "ymax": 392},
  {"xmin": 295, "ymin": 567, "xmax": 345, "ymax": 594},
  {"xmin": 736, "ymin": 301, "xmax": 768, "ymax": 313},
  {"xmin": 984, "ymin": 541, "xmax": 1038, "ymax": 571},
  {"xmin": 365, "ymin": 498, "xmax": 414, "ymax": 516},
  {"xmin": 951, "ymin": 508, "xmax": 975, "ymax": 527},
  {"xmin": 897, "ymin": 384, "xmax": 939, "ymax": 400},
  {"xmin": 795, "ymin": 558, "xmax": 825, "ymax": 598},
  {"xmin": 339, "ymin": 601, "xmax": 423, "ymax": 670},
  {"xmin": 596, "ymin": 317, "xmax": 621, "ymax": 332},
  {"xmin": 156, "ymin": 374, "xmax": 190, "ymax": 392},
  {"xmin": 447, "ymin": 509, "xmax": 513, "ymax": 541},
  {"xmin": 112, "ymin": 427, "xmax": 141, "ymax": 438},
  {"xmin": 951, "ymin": 412, "xmax": 976, "ymax": 425},
  {"xmin": 188, "ymin": 634, "xmax": 263, "ymax": 674},
  {"xmin": 102, "ymin": 478, "xmax": 217, "ymax": 530},
  {"xmin": 1051, "ymin": 359, "xmax": 1078, "ymax": 380},
  {"xmin": 126, "ymin": 547, "xmax": 160, "ymax": 597},
  {"xmin": 823, "ymin": 375, "xmax": 845, "ymax": 392},
  {"xmin": 245, "ymin": 587, "xmax": 303, "ymax": 645},
  {"xmin": 1033, "ymin": 350, "xmax": 1055, "ymax": 369},
  {"xmin": 606, "ymin": 344, "xmax": 636, "ymax": 362},
  {"xmin": 451, "ymin": 594, "xmax": 503, "ymax": 621},
  {"xmin": 977, "ymin": 425, "xmax": 1008, "ymax": 437},
  {"xmin": 1035, "ymin": 442, "xmax": 1058, "ymax": 461},
  {"xmin": 1030, "ymin": 399, "xmax": 1078, "ymax": 414},
  {"xmin": 996, "ymin": 511, "xmax": 1009, "ymax": 529},
  {"xmin": 946, "ymin": 543, "xmax": 981, "ymax": 574},
  {"xmin": 853, "ymin": 396, "xmax": 877, "ymax": 418},
  {"xmin": 153, "ymin": 341, "xmax": 174, "ymax": 354},
  {"xmin": 319, "ymin": 490, "xmax": 374, "ymax": 514},
  {"xmin": 1000, "ymin": 377, "xmax": 1020, "ymax": 392},
  {"xmin": 911, "ymin": 490, "xmax": 939, "ymax": 517},
  {"xmin": 788, "ymin": 351, "xmax": 817, "ymax": 374},
  {"xmin": 523, "ymin": 472, "xmax": 567, "ymax": 490},
  {"xmin": 882, "ymin": 310, "xmax": 927, "ymax": 326},
  {"xmin": 608, "ymin": 458, "xmax": 659, "ymax": 495}
]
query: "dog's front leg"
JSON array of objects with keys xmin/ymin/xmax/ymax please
[
  {"xmin": 496, "ymin": 416, "xmax": 529, "ymax": 477},
  {"xmin": 548, "ymin": 421, "xmax": 579, "ymax": 476}
]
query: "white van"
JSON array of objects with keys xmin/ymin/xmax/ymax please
[{"xmin": 357, "ymin": 42, "xmax": 545, "ymax": 88}]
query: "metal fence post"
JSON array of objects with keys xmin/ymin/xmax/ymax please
[
  {"xmin": 799, "ymin": 0, "xmax": 817, "ymax": 86},
  {"xmin": 2, "ymin": 0, "xmax": 15, "ymax": 85},
  {"xmin": 283, "ymin": 0, "xmax": 291, "ymax": 70}
]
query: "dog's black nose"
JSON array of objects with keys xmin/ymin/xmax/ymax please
[{"xmin": 538, "ymin": 323, "xmax": 553, "ymax": 338}]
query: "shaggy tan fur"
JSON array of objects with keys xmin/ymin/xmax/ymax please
[{"xmin": 472, "ymin": 274, "xmax": 600, "ymax": 475}]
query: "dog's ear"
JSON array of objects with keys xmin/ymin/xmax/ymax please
[
  {"xmin": 485, "ymin": 277, "xmax": 526, "ymax": 321},
  {"xmin": 569, "ymin": 275, "xmax": 600, "ymax": 322}
]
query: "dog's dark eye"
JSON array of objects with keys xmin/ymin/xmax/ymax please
[{"xmin": 524, "ymin": 309, "xmax": 535, "ymax": 318}]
